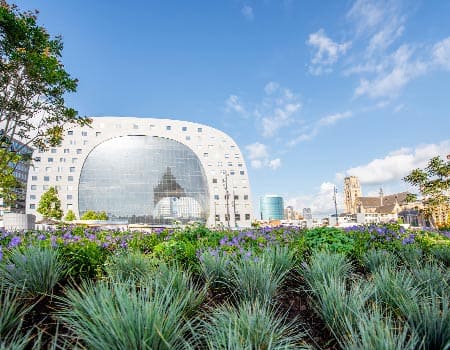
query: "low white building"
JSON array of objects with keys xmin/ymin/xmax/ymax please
[{"xmin": 25, "ymin": 117, "xmax": 253, "ymax": 227}]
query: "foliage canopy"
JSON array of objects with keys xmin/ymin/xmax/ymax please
[
  {"xmin": 37, "ymin": 186, "xmax": 62, "ymax": 219},
  {"xmin": 0, "ymin": 1, "xmax": 90, "ymax": 201}
]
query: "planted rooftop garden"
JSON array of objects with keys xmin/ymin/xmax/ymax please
[{"xmin": 1, "ymin": 223, "xmax": 450, "ymax": 349}]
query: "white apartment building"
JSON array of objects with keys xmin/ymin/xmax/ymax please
[{"xmin": 26, "ymin": 117, "xmax": 253, "ymax": 227}]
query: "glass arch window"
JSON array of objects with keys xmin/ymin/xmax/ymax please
[{"xmin": 78, "ymin": 136, "xmax": 210, "ymax": 224}]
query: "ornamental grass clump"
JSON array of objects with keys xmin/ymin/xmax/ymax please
[
  {"xmin": 301, "ymin": 251, "xmax": 353, "ymax": 292},
  {"xmin": 229, "ymin": 246, "xmax": 296, "ymax": 304},
  {"xmin": 343, "ymin": 307, "xmax": 418, "ymax": 350},
  {"xmin": 0, "ymin": 282, "xmax": 33, "ymax": 344},
  {"xmin": 0, "ymin": 246, "xmax": 65, "ymax": 297},
  {"xmin": 362, "ymin": 249, "xmax": 397, "ymax": 273},
  {"xmin": 104, "ymin": 250, "xmax": 155, "ymax": 283},
  {"xmin": 59, "ymin": 276, "xmax": 201, "ymax": 350},
  {"xmin": 198, "ymin": 249, "xmax": 231, "ymax": 291},
  {"xmin": 194, "ymin": 300, "xmax": 308, "ymax": 350},
  {"xmin": 430, "ymin": 245, "xmax": 450, "ymax": 267}
]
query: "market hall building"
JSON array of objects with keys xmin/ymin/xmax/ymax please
[{"xmin": 25, "ymin": 117, "xmax": 253, "ymax": 227}]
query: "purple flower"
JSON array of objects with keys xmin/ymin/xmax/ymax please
[
  {"xmin": 37, "ymin": 234, "xmax": 46, "ymax": 240},
  {"xmin": 0, "ymin": 246, "xmax": 2, "ymax": 261},
  {"xmin": 8, "ymin": 236, "xmax": 21, "ymax": 249},
  {"xmin": 119, "ymin": 240, "xmax": 128, "ymax": 249}
]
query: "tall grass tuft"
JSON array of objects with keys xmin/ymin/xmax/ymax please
[
  {"xmin": 0, "ymin": 284, "xmax": 30, "ymax": 340},
  {"xmin": 397, "ymin": 245, "xmax": 423, "ymax": 268},
  {"xmin": 362, "ymin": 249, "xmax": 397, "ymax": 273},
  {"xmin": 0, "ymin": 246, "xmax": 65, "ymax": 297},
  {"xmin": 301, "ymin": 251, "xmax": 353, "ymax": 292},
  {"xmin": 104, "ymin": 250, "xmax": 155, "ymax": 282},
  {"xmin": 198, "ymin": 250, "xmax": 231, "ymax": 290},
  {"xmin": 59, "ymin": 267, "xmax": 204, "ymax": 349},
  {"xmin": 343, "ymin": 307, "xmax": 418, "ymax": 350},
  {"xmin": 195, "ymin": 300, "xmax": 308, "ymax": 349},
  {"xmin": 229, "ymin": 246, "xmax": 296, "ymax": 303},
  {"xmin": 430, "ymin": 245, "xmax": 450, "ymax": 267}
]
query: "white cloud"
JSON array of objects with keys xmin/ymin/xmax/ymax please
[
  {"xmin": 264, "ymin": 81, "xmax": 280, "ymax": 95},
  {"xmin": 241, "ymin": 5, "xmax": 254, "ymax": 20},
  {"xmin": 433, "ymin": 37, "xmax": 450, "ymax": 70},
  {"xmin": 245, "ymin": 142, "xmax": 281, "ymax": 170},
  {"xmin": 288, "ymin": 110, "xmax": 352, "ymax": 146},
  {"xmin": 225, "ymin": 94, "xmax": 246, "ymax": 115},
  {"xmin": 268, "ymin": 158, "xmax": 281, "ymax": 170},
  {"xmin": 307, "ymin": 29, "xmax": 351, "ymax": 75},
  {"xmin": 347, "ymin": 0, "xmax": 385, "ymax": 34},
  {"xmin": 337, "ymin": 140, "xmax": 450, "ymax": 185},
  {"xmin": 318, "ymin": 111, "xmax": 352, "ymax": 126},
  {"xmin": 246, "ymin": 142, "xmax": 268, "ymax": 160},
  {"xmin": 354, "ymin": 45, "xmax": 428, "ymax": 99},
  {"xmin": 286, "ymin": 182, "xmax": 344, "ymax": 216},
  {"xmin": 226, "ymin": 83, "xmax": 302, "ymax": 138}
]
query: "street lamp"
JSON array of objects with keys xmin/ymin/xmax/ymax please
[
  {"xmin": 333, "ymin": 186, "xmax": 339, "ymax": 226},
  {"xmin": 222, "ymin": 171, "xmax": 231, "ymax": 229}
]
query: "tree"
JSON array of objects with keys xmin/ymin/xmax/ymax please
[
  {"xmin": 80, "ymin": 210, "xmax": 108, "ymax": 221},
  {"xmin": 64, "ymin": 209, "xmax": 76, "ymax": 221},
  {"xmin": 403, "ymin": 155, "xmax": 450, "ymax": 228},
  {"xmin": 0, "ymin": 2, "xmax": 91, "ymax": 201},
  {"xmin": 37, "ymin": 186, "xmax": 62, "ymax": 219}
]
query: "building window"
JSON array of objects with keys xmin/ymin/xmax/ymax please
[
  {"xmin": 31, "ymin": 176, "xmax": 37, "ymax": 181},
  {"xmin": 68, "ymin": 176, "xmax": 74, "ymax": 182},
  {"xmin": 230, "ymin": 171, "xmax": 235, "ymax": 175},
  {"xmin": 70, "ymin": 140, "xmax": 76, "ymax": 145},
  {"xmin": 43, "ymin": 185, "xmax": 49, "ymax": 190},
  {"xmin": 214, "ymin": 195, "xmax": 219, "ymax": 200},
  {"xmin": 225, "ymin": 153, "xmax": 229, "ymax": 158},
  {"xmin": 96, "ymin": 132, "xmax": 101, "ymax": 137},
  {"xmin": 60, "ymin": 158, "xmax": 66, "ymax": 163},
  {"xmin": 217, "ymin": 161, "xmax": 222, "ymax": 167},
  {"xmin": 215, "ymin": 214, "xmax": 220, "ymax": 221},
  {"xmin": 182, "ymin": 126, "xmax": 187, "ymax": 131},
  {"xmin": 238, "ymin": 163, "xmax": 243, "ymax": 167},
  {"xmin": 197, "ymin": 127, "xmax": 202, "ymax": 133},
  {"xmin": 76, "ymin": 149, "xmax": 82, "ymax": 154},
  {"xmin": 51, "ymin": 148, "xmax": 57, "ymax": 154},
  {"xmin": 166, "ymin": 125, "xmax": 171, "ymax": 130},
  {"xmin": 133, "ymin": 124, "xmax": 139, "ymax": 129},
  {"xmin": 234, "ymin": 153, "xmax": 240, "ymax": 159},
  {"xmin": 30, "ymin": 195, "xmax": 36, "ymax": 200},
  {"xmin": 35, "ymin": 157, "xmax": 41, "ymax": 162},
  {"xmin": 185, "ymin": 136, "xmax": 191, "ymax": 141},
  {"xmin": 228, "ymin": 162, "xmax": 233, "ymax": 167},
  {"xmin": 203, "ymin": 153, "xmax": 208, "ymax": 157},
  {"xmin": 48, "ymin": 157, "xmax": 53, "ymax": 163},
  {"xmin": 82, "ymin": 131, "xmax": 88, "ymax": 136},
  {"xmin": 68, "ymin": 130, "xmax": 73, "ymax": 135},
  {"xmin": 235, "ymin": 214, "xmax": 240, "ymax": 221},
  {"xmin": 245, "ymin": 214, "xmax": 250, "ymax": 220},
  {"xmin": 70, "ymin": 167, "xmax": 75, "ymax": 173},
  {"xmin": 234, "ymin": 195, "xmax": 239, "ymax": 200},
  {"xmin": 244, "ymin": 195, "xmax": 249, "ymax": 200},
  {"xmin": 30, "ymin": 185, "xmax": 36, "ymax": 190},
  {"xmin": 225, "ymin": 214, "xmax": 230, "ymax": 221},
  {"xmin": 72, "ymin": 158, "xmax": 77, "ymax": 163},
  {"xmin": 56, "ymin": 176, "xmax": 62, "ymax": 181},
  {"xmin": 67, "ymin": 195, "xmax": 73, "ymax": 200},
  {"xmin": 44, "ymin": 176, "xmax": 49, "ymax": 182},
  {"xmin": 212, "ymin": 178, "xmax": 217, "ymax": 184},
  {"xmin": 83, "ymin": 140, "xmax": 88, "ymax": 145},
  {"xmin": 240, "ymin": 171, "xmax": 245, "ymax": 175},
  {"xmin": 64, "ymin": 149, "xmax": 70, "ymax": 154},
  {"xmin": 29, "ymin": 204, "xmax": 35, "ymax": 209}
]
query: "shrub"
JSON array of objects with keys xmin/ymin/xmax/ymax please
[
  {"xmin": 430, "ymin": 245, "xmax": 450, "ymax": 266},
  {"xmin": 195, "ymin": 301, "xmax": 307, "ymax": 349},
  {"xmin": 0, "ymin": 246, "xmax": 65, "ymax": 297},
  {"xmin": 303, "ymin": 227, "xmax": 355, "ymax": 255}
]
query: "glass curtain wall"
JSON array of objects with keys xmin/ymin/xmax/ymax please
[{"xmin": 78, "ymin": 136, "xmax": 209, "ymax": 224}]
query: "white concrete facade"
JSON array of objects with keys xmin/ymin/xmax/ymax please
[{"xmin": 26, "ymin": 117, "xmax": 253, "ymax": 227}]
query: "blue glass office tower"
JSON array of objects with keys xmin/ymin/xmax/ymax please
[{"xmin": 260, "ymin": 195, "xmax": 284, "ymax": 220}]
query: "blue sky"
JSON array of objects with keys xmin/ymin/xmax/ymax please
[{"xmin": 14, "ymin": 0, "xmax": 450, "ymax": 215}]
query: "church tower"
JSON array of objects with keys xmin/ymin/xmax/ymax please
[{"xmin": 344, "ymin": 176, "xmax": 362, "ymax": 214}]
